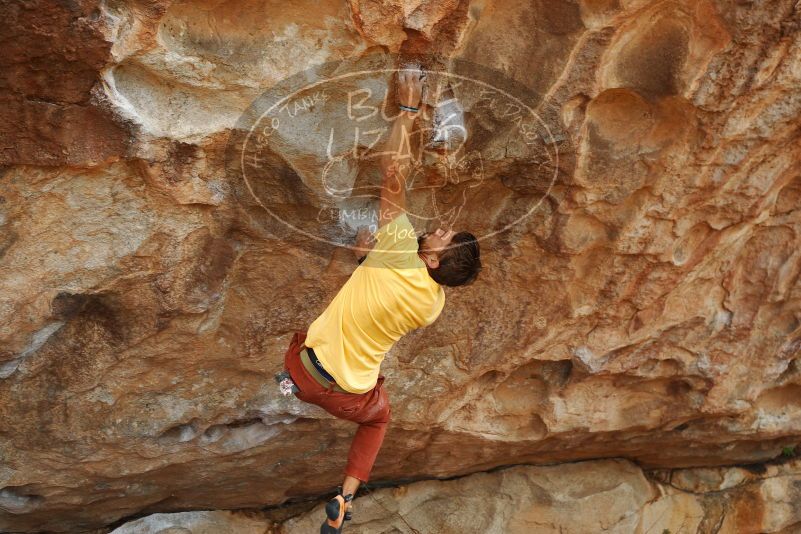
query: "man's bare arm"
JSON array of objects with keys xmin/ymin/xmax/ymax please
[{"xmin": 377, "ymin": 68, "xmax": 423, "ymax": 228}]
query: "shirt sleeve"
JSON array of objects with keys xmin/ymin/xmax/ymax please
[
  {"xmin": 363, "ymin": 213, "xmax": 422, "ymax": 269},
  {"xmin": 421, "ymin": 286, "xmax": 446, "ymax": 326}
]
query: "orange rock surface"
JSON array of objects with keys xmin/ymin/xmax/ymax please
[{"xmin": 0, "ymin": 0, "xmax": 799, "ymax": 531}]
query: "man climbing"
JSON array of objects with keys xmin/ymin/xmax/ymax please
[{"xmin": 279, "ymin": 66, "xmax": 482, "ymax": 533}]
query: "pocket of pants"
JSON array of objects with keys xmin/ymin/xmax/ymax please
[{"xmin": 329, "ymin": 392, "xmax": 367, "ymax": 417}]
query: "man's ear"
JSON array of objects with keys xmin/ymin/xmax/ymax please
[{"xmin": 421, "ymin": 252, "xmax": 439, "ymax": 269}]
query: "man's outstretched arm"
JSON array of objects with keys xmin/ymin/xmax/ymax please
[{"xmin": 377, "ymin": 67, "xmax": 424, "ymax": 228}]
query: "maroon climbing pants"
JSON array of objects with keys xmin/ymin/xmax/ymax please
[{"xmin": 284, "ymin": 331, "xmax": 391, "ymax": 483}]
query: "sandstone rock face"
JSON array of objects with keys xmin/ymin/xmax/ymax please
[
  {"xmin": 1, "ymin": 0, "xmax": 800, "ymax": 532},
  {"xmin": 109, "ymin": 458, "xmax": 801, "ymax": 534},
  {"xmin": 109, "ymin": 510, "xmax": 279, "ymax": 534},
  {"xmin": 282, "ymin": 458, "xmax": 801, "ymax": 533}
]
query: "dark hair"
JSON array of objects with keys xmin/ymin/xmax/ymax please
[{"xmin": 429, "ymin": 232, "xmax": 481, "ymax": 287}]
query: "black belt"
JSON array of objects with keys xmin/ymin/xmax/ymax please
[{"xmin": 306, "ymin": 346, "xmax": 336, "ymax": 383}]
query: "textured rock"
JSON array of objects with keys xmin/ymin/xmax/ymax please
[
  {"xmin": 0, "ymin": 0, "xmax": 800, "ymax": 532},
  {"xmin": 109, "ymin": 510, "xmax": 278, "ymax": 534},
  {"xmin": 109, "ymin": 458, "xmax": 801, "ymax": 534},
  {"xmin": 0, "ymin": 0, "xmax": 130, "ymax": 165},
  {"xmin": 283, "ymin": 458, "xmax": 801, "ymax": 533}
]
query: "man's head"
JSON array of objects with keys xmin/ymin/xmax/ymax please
[{"xmin": 417, "ymin": 228, "xmax": 481, "ymax": 287}]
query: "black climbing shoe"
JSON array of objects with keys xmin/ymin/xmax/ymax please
[
  {"xmin": 338, "ymin": 486, "xmax": 354, "ymax": 521},
  {"xmin": 320, "ymin": 492, "xmax": 353, "ymax": 533}
]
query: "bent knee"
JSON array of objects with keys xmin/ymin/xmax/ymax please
[
  {"xmin": 361, "ymin": 390, "xmax": 390, "ymax": 423},
  {"xmin": 376, "ymin": 391, "xmax": 391, "ymax": 422}
]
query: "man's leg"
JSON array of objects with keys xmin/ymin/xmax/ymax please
[
  {"xmin": 320, "ymin": 385, "xmax": 390, "ymax": 530},
  {"xmin": 341, "ymin": 475, "xmax": 361, "ymax": 502},
  {"xmin": 284, "ymin": 335, "xmax": 391, "ymax": 523},
  {"xmin": 337, "ymin": 376, "xmax": 391, "ymax": 519}
]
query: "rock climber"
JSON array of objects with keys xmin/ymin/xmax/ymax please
[{"xmin": 278, "ymin": 66, "xmax": 482, "ymax": 533}]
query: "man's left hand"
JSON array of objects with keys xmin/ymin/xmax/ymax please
[{"xmin": 354, "ymin": 227, "xmax": 375, "ymax": 262}]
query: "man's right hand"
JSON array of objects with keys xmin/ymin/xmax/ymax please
[{"xmin": 398, "ymin": 65, "xmax": 424, "ymax": 109}]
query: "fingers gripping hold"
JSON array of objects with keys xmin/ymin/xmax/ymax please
[{"xmin": 398, "ymin": 63, "xmax": 425, "ymax": 109}]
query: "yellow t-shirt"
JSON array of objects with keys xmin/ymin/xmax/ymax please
[{"xmin": 305, "ymin": 213, "xmax": 445, "ymax": 393}]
